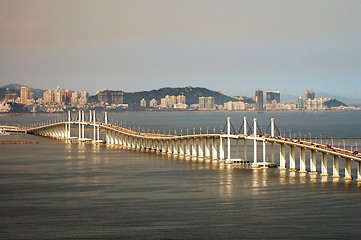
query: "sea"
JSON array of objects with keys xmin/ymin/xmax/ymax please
[{"xmin": 0, "ymin": 111, "xmax": 360, "ymax": 239}]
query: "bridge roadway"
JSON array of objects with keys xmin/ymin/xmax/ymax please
[{"xmin": 22, "ymin": 110, "xmax": 361, "ymax": 182}]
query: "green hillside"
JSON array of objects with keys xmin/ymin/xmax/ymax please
[{"xmin": 122, "ymin": 86, "xmax": 253, "ymax": 106}]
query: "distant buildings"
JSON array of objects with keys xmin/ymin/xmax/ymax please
[
  {"xmin": 98, "ymin": 90, "xmax": 123, "ymax": 105},
  {"xmin": 149, "ymin": 99, "xmax": 157, "ymax": 107},
  {"xmin": 71, "ymin": 91, "xmax": 79, "ymax": 104},
  {"xmin": 266, "ymin": 90, "xmax": 280, "ymax": 104},
  {"xmin": 159, "ymin": 95, "xmax": 187, "ymax": 109},
  {"xmin": 140, "ymin": 98, "xmax": 146, "ymax": 107},
  {"xmin": 79, "ymin": 91, "xmax": 89, "ymax": 105},
  {"xmin": 5, "ymin": 88, "xmax": 17, "ymax": 101},
  {"xmin": 255, "ymin": 90, "xmax": 263, "ymax": 111},
  {"xmin": 224, "ymin": 101, "xmax": 245, "ymax": 111},
  {"xmin": 199, "ymin": 96, "xmax": 215, "ymax": 110},
  {"xmin": 20, "ymin": 87, "xmax": 29, "ymax": 104},
  {"xmin": 305, "ymin": 90, "xmax": 315, "ymax": 100}
]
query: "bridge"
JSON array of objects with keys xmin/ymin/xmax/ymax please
[{"xmin": 23, "ymin": 110, "xmax": 361, "ymax": 182}]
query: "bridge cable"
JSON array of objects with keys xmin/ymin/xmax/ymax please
[
  {"xmin": 264, "ymin": 122, "xmax": 271, "ymax": 135},
  {"xmin": 256, "ymin": 122, "xmax": 264, "ymax": 136},
  {"xmin": 274, "ymin": 122, "xmax": 281, "ymax": 136},
  {"xmin": 230, "ymin": 120, "xmax": 238, "ymax": 135},
  {"xmin": 248, "ymin": 122, "xmax": 254, "ymax": 135},
  {"xmin": 237, "ymin": 122, "xmax": 244, "ymax": 135}
]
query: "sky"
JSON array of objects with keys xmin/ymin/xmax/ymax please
[{"xmin": 0, "ymin": 0, "xmax": 360, "ymax": 100}]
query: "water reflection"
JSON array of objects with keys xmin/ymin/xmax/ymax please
[{"xmin": 218, "ymin": 167, "xmax": 233, "ymax": 199}]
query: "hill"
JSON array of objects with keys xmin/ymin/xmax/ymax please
[
  {"xmin": 0, "ymin": 83, "xmax": 45, "ymax": 100},
  {"xmin": 122, "ymin": 86, "xmax": 254, "ymax": 106},
  {"xmin": 324, "ymin": 99, "xmax": 347, "ymax": 108}
]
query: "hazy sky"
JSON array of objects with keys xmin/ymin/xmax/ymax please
[{"xmin": 0, "ymin": 0, "xmax": 360, "ymax": 99}]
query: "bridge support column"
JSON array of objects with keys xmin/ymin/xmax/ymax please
[
  {"xmin": 344, "ymin": 158, "xmax": 352, "ymax": 180},
  {"xmin": 78, "ymin": 110, "xmax": 81, "ymax": 140},
  {"xmin": 332, "ymin": 155, "xmax": 340, "ymax": 178},
  {"xmin": 179, "ymin": 140, "xmax": 184, "ymax": 156},
  {"xmin": 244, "ymin": 139, "xmax": 247, "ymax": 162},
  {"xmin": 252, "ymin": 118, "xmax": 258, "ymax": 167},
  {"xmin": 122, "ymin": 134, "xmax": 126, "ymax": 146},
  {"xmin": 219, "ymin": 136, "xmax": 225, "ymax": 161},
  {"xmin": 68, "ymin": 111, "xmax": 71, "ymax": 139},
  {"xmin": 205, "ymin": 138, "xmax": 211, "ymax": 160},
  {"xmin": 271, "ymin": 143, "xmax": 274, "ymax": 163},
  {"xmin": 243, "ymin": 117, "xmax": 248, "ymax": 162},
  {"xmin": 279, "ymin": 144, "xmax": 286, "ymax": 170},
  {"xmin": 105, "ymin": 130, "xmax": 109, "ymax": 144},
  {"xmin": 299, "ymin": 147, "xmax": 306, "ymax": 173},
  {"xmin": 167, "ymin": 140, "xmax": 172, "ymax": 153},
  {"xmin": 81, "ymin": 111, "xmax": 85, "ymax": 140},
  {"xmin": 320, "ymin": 152, "xmax": 328, "ymax": 176},
  {"xmin": 357, "ymin": 161, "xmax": 361, "ymax": 182},
  {"xmin": 212, "ymin": 137, "xmax": 218, "ymax": 161},
  {"xmin": 186, "ymin": 139, "xmax": 191, "ymax": 157},
  {"xmin": 173, "ymin": 140, "xmax": 178, "ymax": 155},
  {"xmin": 226, "ymin": 117, "xmax": 231, "ymax": 163},
  {"xmin": 114, "ymin": 132, "xmax": 119, "ymax": 145},
  {"xmin": 192, "ymin": 138, "xmax": 197, "ymax": 158},
  {"xmin": 310, "ymin": 150, "xmax": 317, "ymax": 174},
  {"xmin": 289, "ymin": 145, "xmax": 296, "ymax": 171},
  {"xmin": 162, "ymin": 140, "xmax": 167, "ymax": 153},
  {"xmin": 262, "ymin": 140, "xmax": 267, "ymax": 168},
  {"xmin": 133, "ymin": 137, "xmax": 136, "ymax": 149},
  {"xmin": 198, "ymin": 138, "xmax": 204, "ymax": 159}
]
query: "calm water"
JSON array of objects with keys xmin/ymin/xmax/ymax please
[{"xmin": 0, "ymin": 111, "xmax": 361, "ymax": 239}]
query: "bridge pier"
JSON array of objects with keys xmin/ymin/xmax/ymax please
[
  {"xmin": 252, "ymin": 118, "xmax": 258, "ymax": 168},
  {"xmin": 173, "ymin": 140, "xmax": 178, "ymax": 155},
  {"xmin": 198, "ymin": 138, "xmax": 204, "ymax": 159},
  {"xmin": 185, "ymin": 139, "xmax": 191, "ymax": 157},
  {"xmin": 332, "ymin": 155, "xmax": 340, "ymax": 178},
  {"xmin": 261, "ymin": 140, "xmax": 267, "ymax": 168},
  {"xmin": 212, "ymin": 137, "xmax": 218, "ymax": 162},
  {"xmin": 179, "ymin": 139, "xmax": 184, "ymax": 156},
  {"xmin": 289, "ymin": 145, "xmax": 296, "ymax": 171},
  {"xmin": 279, "ymin": 144, "xmax": 286, "ymax": 170},
  {"xmin": 299, "ymin": 147, "xmax": 307, "ymax": 173},
  {"xmin": 205, "ymin": 138, "xmax": 211, "ymax": 160},
  {"xmin": 219, "ymin": 136, "xmax": 225, "ymax": 162},
  {"xmin": 344, "ymin": 158, "xmax": 352, "ymax": 180},
  {"xmin": 320, "ymin": 152, "xmax": 329, "ymax": 176},
  {"xmin": 192, "ymin": 138, "xmax": 197, "ymax": 158},
  {"xmin": 310, "ymin": 150, "xmax": 317, "ymax": 174},
  {"xmin": 357, "ymin": 161, "xmax": 361, "ymax": 182}
]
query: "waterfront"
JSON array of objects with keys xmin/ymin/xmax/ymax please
[{"xmin": 0, "ymin": 111, "xmax": 361, "ymax": 239}]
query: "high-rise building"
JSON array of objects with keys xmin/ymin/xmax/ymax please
[
  {"xmin": 71, "ymin": 91, "xmax": 79, "ymax": 104},
  {"xmin": 5, "ymin": 88, "xmax": 17, "ymax": 101},
  {"xmin": 98, "ymin": 90, "xmax": 123, "ymax": 105},
  {"xmin": 80, "ymin": 91, "xmax": 89, "ymax": 105},
  {"xmin": 177, "ymin": 95, "xmax": 186, "ymax": 104},
  {"xmin": 140, "ymin": 98, "xmax": 146, "ymax": 107},
  {"xmin": 20, "ymin": 87, "xmax": 29, "ymax": 104},
  {"xmin": 43, "ymin": 90, "xmax": 53, "ymax": 103},
  {"xmin": 305, "ymin": 90, "xmax": 315, "ymax": 100},
  {"xmin": 54, "ymin": 89, "xmax": 63, "ymax": 103},
  {"xmin": 266, "ymin": 90, "xmax": 280, "ymax": 104},
  {"xmin": 199, "ymin": 96, "xmax": 214, "ymax": 110},
  {"xmin": 297, "ymin": 97, "xmax": 304, "ymax": 109},
  {"xmin": 149, "ymin": 99, "xmax": 157, "ymax": 107},
  {"xmin": 255, "ymin": 90, "xmax": 263, "ymax": 111}
]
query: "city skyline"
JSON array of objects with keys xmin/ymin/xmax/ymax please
[{"xmin": 0, "ymin": 0, "xmax": 360, "ymax": 100}]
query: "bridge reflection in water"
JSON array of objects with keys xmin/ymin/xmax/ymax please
[{"xmin": 25, "ymin": 110, "xmax": 361, "ymax": 183}]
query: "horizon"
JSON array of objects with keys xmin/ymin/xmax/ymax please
[
  {"xmin": 0, "ymin": 0, "xmax": 360, "ymax": 100},
  {"xmin": 2, "ymin": 82, "xmax": 359, "ymax": 106}
]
